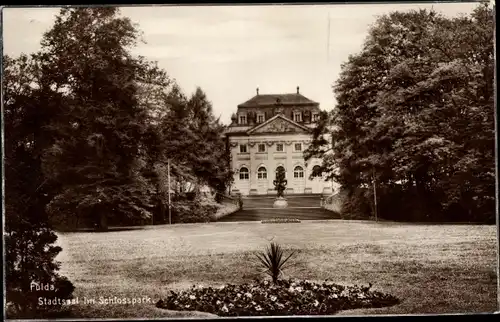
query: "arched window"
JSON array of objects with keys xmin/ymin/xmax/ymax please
[
  {"xmin": 294, "ymin": 166, "xmax": 304, "ymax": 178},
  {"xmin": 312, "ymin": 165, "xmax": 321, "ymax": 178},
  {"xmin": 257, "ymin": 167, "xmax": 267, "ymax": 180},
  {"xmin": 239, "ymin": 167, "xmax": 249, "ymax": 180}
]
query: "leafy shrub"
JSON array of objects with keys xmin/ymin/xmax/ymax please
[
  {"xmin": 171, "ymin": 201, "xmax": 218, "ymax": 224},
  {"xmin": 341, "ymin": 187, "xmax": 373, "ymax": 220},
  {"xmin": 261, "ymin": 218, "xmax": 301, "ymax": 224},
  {"xmin": 156, "ymin": 279, "xmax": 401, "ymax": 316},
  {"xmin": 255, "ymin": 243, "xmax": 295, "ymax": 284},
  {"xmin": 5, "ymin": 224, "xmax": 75, "ymax": 318},
  {"xmin": 340, "ymin": 184, "xmax": 495, "ymax": 224}
]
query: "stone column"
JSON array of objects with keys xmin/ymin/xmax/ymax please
[{"xmin": 249, "ymin": 139, "xmax": 255, "ymax": 194}]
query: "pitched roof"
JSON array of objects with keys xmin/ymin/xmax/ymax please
[
  {"xmin": 238, "ymin": 93, "xmax": 318, "ymax": 108},
  {"xmin": 224, "ymin": 125, "xmax": 253, "ymax": 135}
]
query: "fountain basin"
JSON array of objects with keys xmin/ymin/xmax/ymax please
[{"xmin": 273, "ymin": 197, "xmax": 288, "ymax": 208}]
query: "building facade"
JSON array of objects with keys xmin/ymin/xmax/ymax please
[{"xmin": 225, "ymin": 87, "xmax": 336, "ymax": 196}]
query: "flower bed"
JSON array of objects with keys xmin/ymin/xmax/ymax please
[
  {"xmin": 261, "ymin": 218, "xmax": 301, "ymax": 224},
  {"xmin": 156, "ymin": 279, "xmax": 400, "ymax": 316}
]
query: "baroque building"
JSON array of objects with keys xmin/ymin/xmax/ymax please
[{"xmin": 225, "ymin": 87, "xmax": 336, "ymax": 196}]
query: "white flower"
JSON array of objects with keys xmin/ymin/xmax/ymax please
[
  {"xmin": 358, "ymin": 293, "xmax": 366, "ymax": 299},
  {"xmin": 219, "ymin": 285, "xmax": 225, "ymax": 290},
  {"xmin": 229, "ymin": 303, "xmax": 234, "ymax": 307},
  {"xmin": 296, "ymin": 287, "xmax": 303, "ymax": 292},
  {"xmin": 255, "ymin": 305, "xmax": 263, "ymax": 311},
  {"xmin": 222, "ymin": 305, "xmax": 229, "ymax": 313},
  {"xmin": 270, "ymin": 295, "xmax": 277, "ymax": 301},
  {"xmin": 314, "ymin": 300, "xmax": 319, "ymax": 307},
  {"xmin": 329, "ymin": 294, "xmax": 338, "ymax": 299},
  {"xmin": 291, "ymin": 282, "xmax": 297, "ymax": 287},
  {"xmin": 237, "ymin": 293, "xmax": 242, "ymax": 298},
  {"xmin": 313, "ymin": 285, "xmax": 318, "ymax": 290},
  {"xmin": 216, "ymin": 300, "xmax": 222, "ymax": 305},
  {"xmin": 263, "ymin": 280, "xmax": 269, "ymax": 286},
  {"xmin": 251, "ymin": 301, "xmax": 257, "ymax": 305},
  {"xmin": 245, "ymin": 292, "xmax": 253, "ymax": 298},
  {"xmin": 288, "ymin": 286, "xmax": 295, "ymax": 293},
  {"xmin": 185, "ymin": 304, "xmax": 191, "ymax": 308},
  {"xmin": 189, "ymin": 295, "xmax": 196, "ymax": 300}
]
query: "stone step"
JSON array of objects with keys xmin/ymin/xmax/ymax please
[
  {"xmin": 241, "ymin": 195, "xmax": 324, "ymax": 208},
  {"xmin": 217, "ymin": 207, "xmax": 340, "ymax": 222}
]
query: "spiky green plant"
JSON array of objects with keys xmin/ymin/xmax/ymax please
[{"xmin": 255, "ymin": 242, "xmax": 296, "ymax": 284}]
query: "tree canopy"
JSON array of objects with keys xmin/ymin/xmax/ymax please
[
  {"xmin": 306, "ymin": 4, "xmax": 495, "ymax": 223},
  {"xmin": 4, "ymin": 7, "xmax": 233, "ymax": 316}
]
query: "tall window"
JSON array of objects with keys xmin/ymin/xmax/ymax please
[
  {"xmin": 275, "ymin": 166, "xmax": 286, "ymax": 178},
  {"xmin": 294, "ymin": 143, "xmax": 302, "ymax": 152},
  {"xmin": 239, "ymin": 115, "xmax": 247, "ymax": 124},
  {"xmin": 258, "ymin": 143, "xmax": 266, "ymax": 152},
  {"xmin": 276, "ymin": 143, "xmax": 284, "ymax": 152},
  {"xmin": 240, "ymin": 144, "xmax": 248, "ymax": 153},
  {"xmin": 239, "ymin": 167, "xmax": 249, "ymax": 180},
  {"xmin": 293, "ymin": 112, "xmax": 302, "ymax": 122},
  {"xmin": 257, "ymin": 114, "xmax": 265, "ymax": 123},
  {"xmin": 312, "ymin": 165, "xmax": 321, "ymax": 178},
  {"xmin": 312, "ymin": 113, "xmax": 320, "ymax": 121},
  {"xmin": 294, "ymin": 166, "xmax": 304, "ymax": 178},
  {"xmin": 257, "ymin": 167, "xmax": 267, "ymax": 179}
]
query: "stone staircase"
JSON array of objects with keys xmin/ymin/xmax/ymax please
[
  {"xmin": 242, "ymin": 194, "xmax": 324, "ymax": 208},
  {"xmin": 217, "ymin": 194, "xmax": 340, "ymax": 222}
]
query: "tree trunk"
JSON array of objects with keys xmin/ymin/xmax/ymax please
[
  {"xmin": 95, "ymin": 208, "xmax": 108, "ymax": 232},
  {"xmin": 157, "ymin": 198, "xmax": 166, "ymax": 224}
]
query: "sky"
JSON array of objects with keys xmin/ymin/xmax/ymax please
[{"xmin": 2, "ymin": 3, "xmax": 480, "ymax": 124}]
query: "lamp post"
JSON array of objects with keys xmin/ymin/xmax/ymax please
[
  {"xmin": 168, "ymin": 159, "xmax": 172, "ymax": 225},
  {"xmin": 372, "ymin": 168, "xmax": 378, "ymax": 222}
]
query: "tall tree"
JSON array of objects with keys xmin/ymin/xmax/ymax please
[
  {"xmin": 307, "ymin": 4, "xmax": 495, "ymax": 222},
  {"xmin": 39, "ymin": 8, "xmax": 157, "ymax": 230},
  {"xmin": 186, "ymin": 87, "xmax": 233, "ymax": 197},
  {"xmin": 3, "ymin": 54, "xmax": 74, "ymax": 318}
]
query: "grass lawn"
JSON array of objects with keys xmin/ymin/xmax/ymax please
[{"xmin": 55, "ymin": 220, "xmax": 498, "ymax": 318}]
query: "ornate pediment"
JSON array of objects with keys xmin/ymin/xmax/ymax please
[{"xmin": 247, "ymin": 115, "xmax": 310, "ymax": 135}]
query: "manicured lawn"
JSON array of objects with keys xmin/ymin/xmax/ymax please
[{"xmin": 55, "ymin": 220, "xmax": 497, "ymax": 318}]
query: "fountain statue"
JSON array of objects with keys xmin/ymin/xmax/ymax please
[{"xmin": 273, "ymin": 167, "xmax": 288, "ymax": 208}]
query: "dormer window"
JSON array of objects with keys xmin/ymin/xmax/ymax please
[
  {"xmin": 239, "ymin": 115, "xmax": 247, "ymax": 125},
  {"xmin": 293, "ymin": 112, "xmax": 302, "ymax": 122},
  {"xmin": 257, "ymin": 114, "xmax": 265, "ymax": 123}
]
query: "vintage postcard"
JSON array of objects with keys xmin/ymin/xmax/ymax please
[{"xmin": 2, "ymin": 2, "xmax": 497, "ymax": 319}]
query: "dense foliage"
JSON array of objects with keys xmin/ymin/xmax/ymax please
[
  {"xmin": 3, "ymin": 47, "xmax": 75, "ymax": 320},
  {"xmin": 3, "ymin": 7, "xmax": 232, "ymax": 316},
  {"xmin": 306, "ymin": 4, "xmax": 495, "ymax": 223},
  {"xmin": 170, "ymin": 201, "xmax": 218, "ymax": 223},
  {"xmin": 156, "ymin": 279, "xmax": 400, "ymax": 316}
]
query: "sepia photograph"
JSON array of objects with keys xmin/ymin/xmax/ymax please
[{"xmin": 2, "ymin": 1, "xmax": 498, "ymax": 319}]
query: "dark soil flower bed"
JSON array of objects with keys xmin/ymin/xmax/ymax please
[
  {"xmin": 156, "ymin": 279, "xmax": 400, "ymax": 316},
  {"xmin": 261, "ymin": 218, "xmax": 301, "ymax": 224}
]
